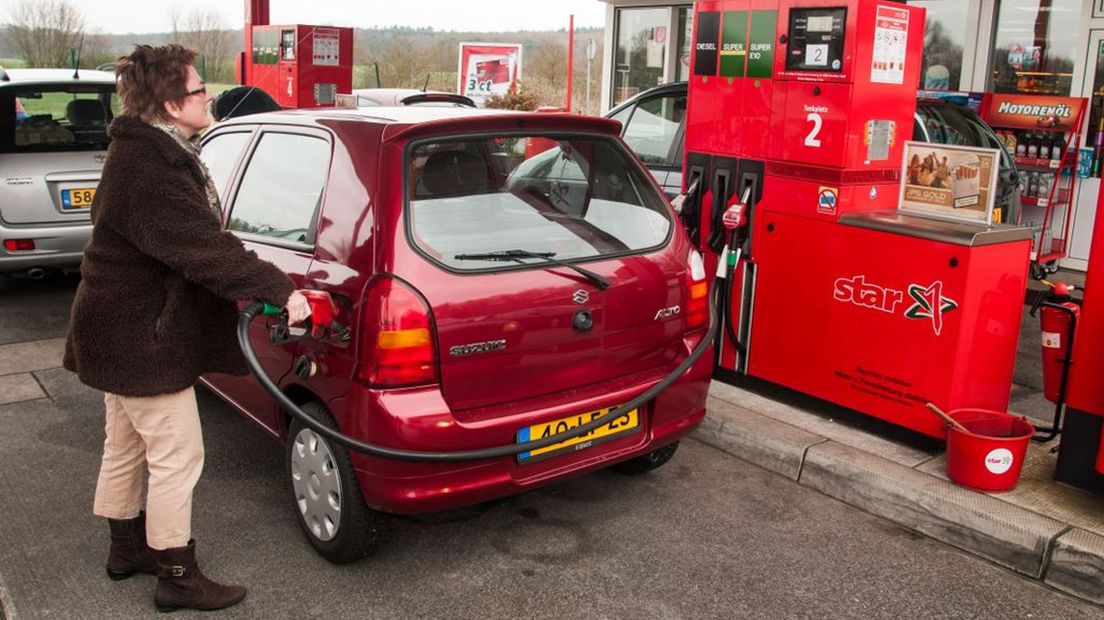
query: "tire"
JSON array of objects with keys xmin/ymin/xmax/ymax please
[
  {"xmin": 285, "ymin": 402, "xmax": 378, "ymax": 563},
  {"xmin": 611, "ymin": 440, "xmax": 679, "ymax": 475},
  {"xmin": 1030, "ymin": 262, "xmax": 1047, "ymax": 281}
]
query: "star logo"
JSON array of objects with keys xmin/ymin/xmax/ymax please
[{"xmin": 903, "ymin": 281, "xmax": 958, "ymax": 336}]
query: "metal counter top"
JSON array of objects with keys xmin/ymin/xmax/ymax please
[{"xmin": 839, "ymin": 210, "xmax": 1033, "ymax": 247}]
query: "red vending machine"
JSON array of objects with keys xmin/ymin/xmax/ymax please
[
  {"xmin": 242, "ymin": 1, "xmax": 353, "ymax": 109},
  {"xmin": 686, "ymin": 0, "xmax": 1034, "ymax": 438}
]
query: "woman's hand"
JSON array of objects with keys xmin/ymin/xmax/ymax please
[{"xmin": 285, "ymin": 290, "xmax": 312, "ymax": 325}]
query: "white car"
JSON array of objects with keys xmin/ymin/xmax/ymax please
[{"xmin": 0, "ymin": 67, "xmax": 117, "ymax": 284}]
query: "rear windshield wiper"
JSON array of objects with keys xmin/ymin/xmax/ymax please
[{"xmin": 454, "ymin": 249, "xmax": 610, "ymax": 290}]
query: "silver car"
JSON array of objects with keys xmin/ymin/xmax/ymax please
[{"xmin": 0, "ymin": 67, "xmax": 116, "ymax": 282}]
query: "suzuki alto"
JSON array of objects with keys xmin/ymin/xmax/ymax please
[{"xmin": 197, "ymin": 106, "xmax": 713, "ymax": 562}]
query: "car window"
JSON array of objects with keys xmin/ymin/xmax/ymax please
[
  {"xmin": 227, "ymin": 132, "xmax": 330, "ymax": 246},
  {"xmin": 406, "ymin": 135, "xmax": 671, "ymax": 270},
  {"xmin": 199, "ymin": 131, "xmax": 253, "ymax": 202},
  {"xmin": 621, "ymin": 93, "xmax": 685, "ymax": 166},
  {"xmin": 1, "ymin": 84, "xmax": 116, "ymax": 153},
  {"xmin": 608, "ymin": 103, "xmax": 634, "ymax": 128}
]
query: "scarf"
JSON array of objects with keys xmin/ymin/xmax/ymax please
[{"xmin": 149, "ymin": 120, "xmax": 222, "ymax": 218}]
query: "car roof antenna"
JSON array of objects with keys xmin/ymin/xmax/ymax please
[
  {"xmin": 423, "ymin": 73, "xmax": 430, "ymax": 92},
  {"xmin": 72, "ymin": 34, "xmax": 85, "ymax": 79}
]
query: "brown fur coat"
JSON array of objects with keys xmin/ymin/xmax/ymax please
[{"xmin": 63, "ymin": 116, "xmax": 294, "ymax": 396}]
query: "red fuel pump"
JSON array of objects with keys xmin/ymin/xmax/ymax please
[
  {"xmin": 685, "ymin": 0, "xmax": 1034, "ymax": 438},
  {"xmin": 1055, "ymin": 179, "xmax": 1104, "ymax": 491},
  {"xmin": 240, "ymin": 0, "xmax": 353, "ymax": 109}
]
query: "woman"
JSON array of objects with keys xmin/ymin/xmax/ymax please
[{"xmin": 63, "ymin": 44, "xmax": 310, "ymax": 612}]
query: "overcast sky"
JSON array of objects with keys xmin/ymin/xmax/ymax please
[{"xmin": 41, "ymin": 0, "xmax": 608, "ymax": 34}]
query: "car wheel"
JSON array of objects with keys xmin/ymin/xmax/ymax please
[
  {"xmin": 286, "ymin": 401, "xmax": 378, "ymax": 563},
  {"xmin": 611, "ymin": 441, "xmax": 679, "ymax": 475}
]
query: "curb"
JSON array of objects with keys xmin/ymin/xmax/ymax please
[
  {"xmin": 0, "ymin": 567, "xmax": 15, "ymax": 620},
  {"xmin": 693, "ymin": 392, "xmax": 1104, "ymax": 606}
]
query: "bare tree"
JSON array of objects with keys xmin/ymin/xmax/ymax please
[
  {"xmin": 81, "ymin": 32, "xmax": 116, "ymax": 69},
  {"xmin": 374, "ymin": 36, "xmax": 444, "ymax": 89},
  {"xmin": 5, "ymin": 0, "xmax": 87, "ymax": 68},
  {"xmin": 167, "ymin": 6, "xmax": 234, "ymax": 83}
]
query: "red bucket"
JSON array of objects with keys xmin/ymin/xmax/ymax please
[{"xmin": 945, "ymin": 409, "xmax": 1035, "ymax": 492}]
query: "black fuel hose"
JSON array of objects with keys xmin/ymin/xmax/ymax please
[{"xmin": 237, "ymin": 278, "xmax": 720, "ymax": 462}]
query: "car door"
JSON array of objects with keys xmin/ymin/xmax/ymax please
[
  {"xmin": 617, "ymin": 89, "xmax": 688, "ymax": 199},
  {"xmin": 199, "ymin": 125, "xmax": 332, "ymax": 433}
]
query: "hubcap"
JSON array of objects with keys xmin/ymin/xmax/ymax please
[{"xmin": 290, "ymin": 428, "xmax": 343, "ymax": 542}]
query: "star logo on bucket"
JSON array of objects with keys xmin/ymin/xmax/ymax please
[
  {"xmin": 984, "ymin": 448, "xmax": 1015, "ymax": 475},
  {"xmin": 904, "ymin": 281, "xmax": 958, "ymax": 336}
]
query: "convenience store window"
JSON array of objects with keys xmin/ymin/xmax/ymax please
[
  {"xmin": 612, "ymin": 8, "xmax": 668, "ymax": 106},
  {"xmin": 989, "ymin": 0, "xmax": 1079, "ymax": 95},
  {"xmin": 676, "ymin": 7, "xmax": 692, "ymax": 82},
  {"xmin": 907, "ymin": 1, "xmax": 969, "ymax": 91}
]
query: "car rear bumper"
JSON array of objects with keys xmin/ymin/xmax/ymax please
[
  {"xmin": 0, "ymin": 220, "xmax": 90, "ymax": 272},
  {"xmin": 332, "ymin": 337, "xmax": 713, "ymax": 514}
]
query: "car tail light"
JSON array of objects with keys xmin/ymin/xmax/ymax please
[
  {"xmin": 4, "ymin": 239, "xmax": 35, "ymax": 252},
  {"xmin": 356, "ymin": 276, "xmax": 438, "ymax": 388},
  {"xmin": 687, "ymin": 249, "xmax": 708, "ymax": 330}
]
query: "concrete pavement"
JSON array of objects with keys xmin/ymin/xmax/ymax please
[
  {"xmin": 1, "ymin": 345, "xmax": 1102, "ymax": 618},
  {"xmin": 693, "ymin": 380, "xmax": 1104, "ymax": 606},
  {"xmin": 0, "ymin": 275, "xmax": 1101, "ymax": 616}
]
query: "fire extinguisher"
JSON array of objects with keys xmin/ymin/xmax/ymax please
[{"xmin": 1029, "ymin": 280, "xmax": 1080, "ymax": 441}]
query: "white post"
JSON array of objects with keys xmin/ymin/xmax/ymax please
[{"xmin": 585, "ymin": 38, "xmax": 596, "ymax": 115}]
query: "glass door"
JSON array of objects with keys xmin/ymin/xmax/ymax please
[{"xmin": 1068, "ymin": 30, "xmax": 1104, "ymax": 268}]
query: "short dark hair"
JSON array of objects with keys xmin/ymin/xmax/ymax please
[
  {"xmin": 212, "ymin": 86, "xmax": 280, "ymax": 121},
  {"xmin": 115, "ymin": 44, "xmax": 197, "ymax": 122}
]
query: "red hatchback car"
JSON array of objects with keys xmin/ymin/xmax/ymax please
[{"xmin": 197, "ymin": 107, "xmax": 713, "ymax": 562}]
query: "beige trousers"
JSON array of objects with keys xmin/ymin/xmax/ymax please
[{"xmin": 92, "ymin": 387, "xmax": 204, "ymax": 550}]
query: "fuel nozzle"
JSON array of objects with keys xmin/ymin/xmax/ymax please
[
  {"xmin": 722, "ymin": 199, "xmax": 748, "ymax": 232},
  {"xmin": 720, "ymin": 187, "xmax": 752, "ymax": 271},
  {"xmin": 267, "ymin": 290, "xmax": 350, "ymax": 344}
]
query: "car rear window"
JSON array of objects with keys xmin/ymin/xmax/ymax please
[
  {"xmin": 1, "ymin": 84, "xmax": 116, "ymax": 153},
  {"xmin": 406, "ymin": 134, "xmax": 672, "ymax": 270}
]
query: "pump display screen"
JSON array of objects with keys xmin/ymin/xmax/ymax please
[
  {"xmin": 807, "ymin": 15, "xmax": 834, "ymax": 32},
  {"xmin": 785, "ymin": 8, "xmax": 847, "ymax": 73}
]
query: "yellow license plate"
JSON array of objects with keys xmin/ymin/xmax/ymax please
[
  {"xmin": 62, "ymin": 187, "xmax": 96, "ymax": 209},
  {"xmin": 516, "ymin": 407, "xmax": 639, "ymax": 464}
]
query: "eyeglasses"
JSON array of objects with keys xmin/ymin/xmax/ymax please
[{"xmin": 185, "ymin": 86, "xmax": 207, "ymax": 97}]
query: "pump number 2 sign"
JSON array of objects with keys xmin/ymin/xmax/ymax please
[{"xmin": 805, "ymin": 112, "xmax": 823, "ymax": 147}]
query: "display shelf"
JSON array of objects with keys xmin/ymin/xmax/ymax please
[
  {"xmin": 1038, "ymin": 237, "xmax": 1068, "ymax": 262},
  {"xmin": 1014, "ymin": 156, "xmax": 1064, "ymax": 169},
  {"xmin": 1021, "ymin": 189, "xmax": 1071, "ymax": 209},
  {"xmin": 981, "ymin": 93, "xmax": 1087, "ymax": 275}
]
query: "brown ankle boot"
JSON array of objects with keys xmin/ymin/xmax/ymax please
[
  {"xmin": 106, "ymin": 511, "xmax": 157, "ymax": 580},
  {"xmin": 152, "ymin": 540, "xmax": 247, "ymax": 613}
]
